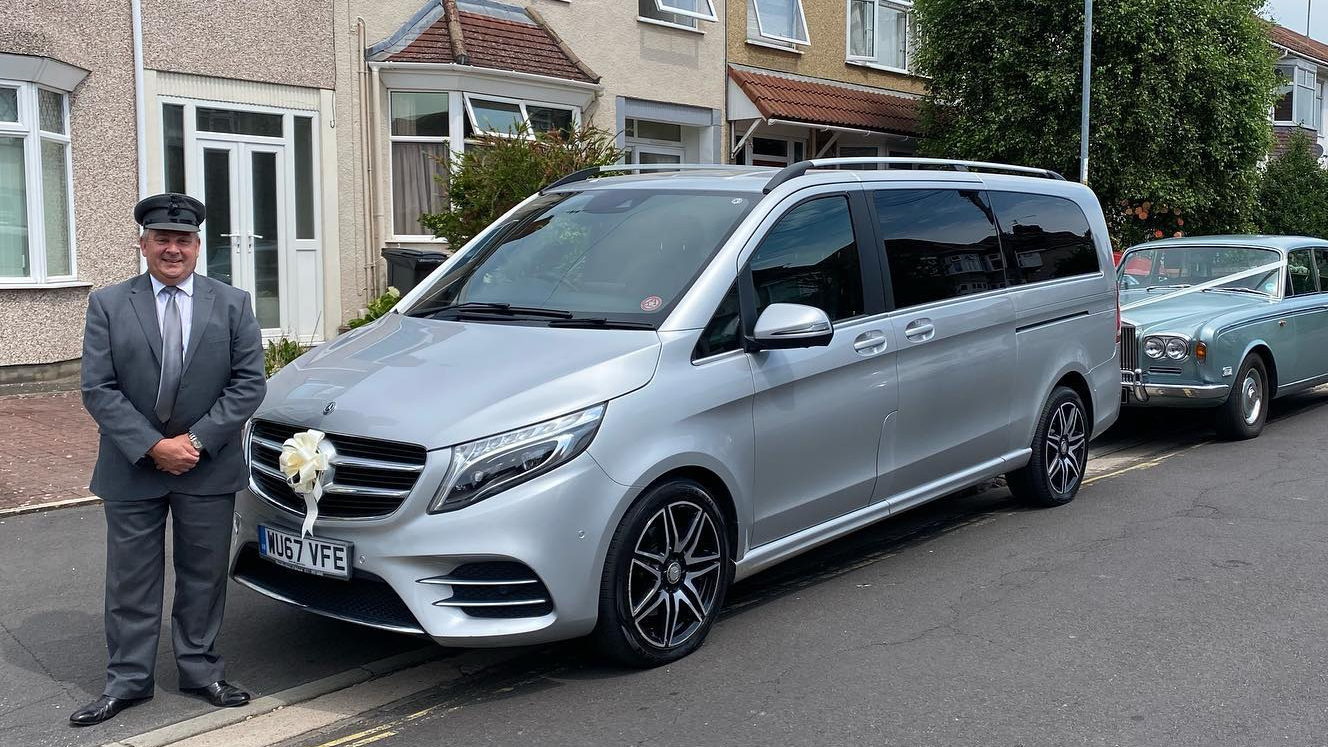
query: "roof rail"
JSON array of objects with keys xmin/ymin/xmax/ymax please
[
  {"xmin": 762, "ymin": 158, "xmax": 1067, "ymax": 194},
  {"xmin": 543, "ymin": 163, "xmax": 761, "ymax": 192}
]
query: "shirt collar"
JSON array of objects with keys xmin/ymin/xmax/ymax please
[{"xmin": 149, "ymin": 272, "xmax": 195, "ymax": 298}]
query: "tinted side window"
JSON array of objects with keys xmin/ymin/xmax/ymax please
[
  {"xmin": 1289, "ymin": 248, "xmax": 1316, "ymax": 295},
  {"xmin": 873, "ymin": 189, "xmax": 1005, "ymax": 309},
  {"xmin": 694, "ymin": 282, "xmax": 742, "ymax": 359},
  {"xmin": 989, "ymin": 192, "xmax": 1100, "ymax": 283},
  {"xmin": 748, "ymin": 195, "xmax": 865, "ymax": 321}
]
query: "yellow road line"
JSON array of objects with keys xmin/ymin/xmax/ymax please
[
  {"xmin": 318, "ymin": 726, "xmax": 395, "ymax": 747},
  {"xmin": 1083, "ymin": 440, "xmax": 1211, "ymax": 485},
  {"xmin": 348, "ymin": 732, "xmax": 398, "ymax": 747}
]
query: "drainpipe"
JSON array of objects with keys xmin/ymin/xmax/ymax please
[
  {"xmin": 369, "ymin": 64, "xmax": 383, "ymax": 297},
  {"xmin": 131, "ymin": 0, "xmax": 147, "ymax": 199},
  {"xmin": 356, "ymin": 17, "xmax": 373, "ymax": 303}
]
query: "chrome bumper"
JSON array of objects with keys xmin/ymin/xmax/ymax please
[{"xmin": 1121, "ymin": 369, "xmax": 1228, "ymax": 404}]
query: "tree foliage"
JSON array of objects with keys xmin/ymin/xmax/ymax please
[
  {"xmin": 420, "ymin": 125, "xmax": 624, "ymax": 247},
  {"xmin": 1258, "ymin": 131, "xmax": 1328, "ymax": 239},
  {"xmin": 913, "ymin": 0, "xmax": 1280, "ymax": 247}
]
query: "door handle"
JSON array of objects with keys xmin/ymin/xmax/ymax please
[
  {"xmin": 904, "ymin": 319, "xmax": 935, "ymax": 341},
  {"xmin": 853, "ymin": 330, "xmax": 887, "ymax": 354}
]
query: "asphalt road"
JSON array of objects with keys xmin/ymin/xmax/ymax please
[
  {"xmin": 4, "ymin": 392, "xmax": 1328, "ymax": 747},
  {"xmin": 277, "ymin": 392, "xmax": 1328, "ymax": 747}
]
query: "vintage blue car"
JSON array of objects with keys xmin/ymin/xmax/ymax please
[{"xmin": 1118, "ymin": 235, "xmax": 1328, "ymax": 439}]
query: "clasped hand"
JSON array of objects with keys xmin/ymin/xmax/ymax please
[{"xmin": 149, "ymin": 434, "xmax": 199, "ymax": 475}]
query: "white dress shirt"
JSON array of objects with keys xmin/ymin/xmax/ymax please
[{"xmin": 150, "ymin": 272, "xmax": 195, "ymax": 358}]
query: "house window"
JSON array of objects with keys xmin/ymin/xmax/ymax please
[
  {"xmin": 748, "ymin": 0, "xmax": 810, "ymax": 47},
  {"xmin": 0, "ymin": 81, "xmax": 74, "ymax": 282},
  {"xmin": 389, "ymin": 90, "xmax": 580, "ymax": 238},
  {"xmin": 734, "ymin": 133, "xmax": 805, "ymax": 167},
  {"xmin": 625, "ymin": 118, "xmax": 686, "ymax": 164},
  {"xmin": 1275, "ymin": 64, "xmax": 1321, "ymax": 129},
  {"xmin": 389, "ymin": 91, "xmax": 450, "ymax": 237},
  {"xmin": 639, "ymin": 0, "xmax": 697, "ymax": 29},
  {"xmin": 847, "ymin": 0, "xmax": 912, "ymax": 72}
]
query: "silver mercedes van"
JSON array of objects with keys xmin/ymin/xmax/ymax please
[{"xmin": 232, "ymin": 159, "xmax": 1120, "ymax": 666}]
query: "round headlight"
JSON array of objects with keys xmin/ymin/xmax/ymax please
[
  {"xmin": 1144, "ymin": 337, "xmax": 1165, "ymax": 358},
  {"xmin": 1165, "ymin": 338, "xmax": 1188, "ymax": 360}
]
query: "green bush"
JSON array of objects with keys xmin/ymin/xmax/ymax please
[
  {"xmin": 1258, "ymin": 130, "xmax": 1328, "ymax": 239},
  {"xmin": 264, "ymin": 337, "xmax": 308, "ymax": 377},
  {"xmin": 346, "ymin": 286, "xmax": 401, "ymax": 329},
  {"xmin": 419, "ymin": 124, "xmax": 624, "ymax": 247}
]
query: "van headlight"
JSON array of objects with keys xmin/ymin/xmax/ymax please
[{"xmin": 429, "ymin": 404, "xmax": 605, "ymax": 513}]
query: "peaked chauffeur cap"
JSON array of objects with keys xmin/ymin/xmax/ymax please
[{"xmin": 134, "ymin": 193, "xmax": 206, "ymax": 232}]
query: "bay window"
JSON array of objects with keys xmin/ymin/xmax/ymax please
[
  {"xmin": 388, "ymin": 90, "xmax": 580, "ymax": 238},
  {"xmin": 848, "ymin": 0, "xmax": 913, "ymax": 72},
  {"xmin": 0, "ymin": 81, "xmax": 74, "ymax": 282}
]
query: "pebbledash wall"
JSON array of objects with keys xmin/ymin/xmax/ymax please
[{"xmin": 0, "ymin": 0, "xmax": 139, "ymax": 378}]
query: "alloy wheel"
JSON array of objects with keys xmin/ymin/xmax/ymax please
[
  {"xmin": 1043, "ymin": 401, "xmax": 1086, "ymax": 495},
  {"xmin": 627, "ymin": 500, "xmax": 723, "ymax": 649}
]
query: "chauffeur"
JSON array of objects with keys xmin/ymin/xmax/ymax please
[{"xmin": 71, "ymin": 194, "xmax": 266, "ymax": 726}]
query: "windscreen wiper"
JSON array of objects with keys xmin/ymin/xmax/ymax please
[
  {"xmin": 1202, "ymin": 286, "xmax": 1270, "ymax": 296},
  {"xmin": 1144, "ymin": 284, "xmax": 1191, "ymax": 292},
  {"xmin": 408, "ymin": 301, "xmax": 573, "ymax": 319},
  {"xmin": 546, "ymin": 317, "xmax": 656, "ymax": 330}
]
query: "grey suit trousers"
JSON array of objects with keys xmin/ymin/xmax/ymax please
[{"xmin": 103, "ymin": 492, "xmax": 235, "ymax": 698}]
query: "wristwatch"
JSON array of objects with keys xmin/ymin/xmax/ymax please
[{"xmin": 187, "ymin": 431, "xmax": 204, "ymax": 452}]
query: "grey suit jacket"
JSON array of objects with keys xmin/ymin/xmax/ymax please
[{"xmin": 81, "ymin": 272, "xmax": 266, "ymax": 501}]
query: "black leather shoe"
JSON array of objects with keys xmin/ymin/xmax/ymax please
[
  {"xmin": 181, "ymin": 680, "xmax": 249, "ymax": 708},
  {"xmin": 69, "ymin": 695, "xmax": 151, "ymax": 726}
]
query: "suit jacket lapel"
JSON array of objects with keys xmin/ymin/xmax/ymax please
[
  {"xmin": 129, "ymin": 274, "xmax": 163, "ymax": 368},
  {"xmin": 182, "ymin": 277, "xmax": 216, "ymax": 377}
]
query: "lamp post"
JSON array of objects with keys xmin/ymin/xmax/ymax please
[{"xmin": 1079, "ymin": 0, "xmax": 1093, "ymax": 184}]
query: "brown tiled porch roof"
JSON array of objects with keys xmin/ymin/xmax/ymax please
[
  {"xmin": 372, "ymin": 0, "xmax": 598, "ymax": 84},
  {"xmin": 728, "ymin": 66, "xmax": 921, "ymax": 137},
  {"xmin": 1271, "ymin": 24, "xmax": 1328, "ymax": 66}
]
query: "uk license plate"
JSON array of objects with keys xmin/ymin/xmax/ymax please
[{"xmin": 258, "ymin": 525, "xmax": 352, "ymax": 579}]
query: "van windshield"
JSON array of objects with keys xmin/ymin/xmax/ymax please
[{"xmin": 405, "ymin": 190, "xmax": 756, "ymax": 326}]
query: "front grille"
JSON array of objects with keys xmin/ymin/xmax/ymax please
[
  {"xmin": 248, "ymin": 420, "xmax": 426, "ymax": 519},
  {"xmin": 1121, "ymin": 323, "xmax": 1138, "ymax": 372},
  {"xmin": 232, "ymin": 544, "xmax": 424, "ymax": 634},
  {"xmin": 423, "ymin": 561, "xmax": 554, "ymax": 620},
  {"xmin": 1148, "ymin": 366, "xmax": 1182, "ymax": 375}
]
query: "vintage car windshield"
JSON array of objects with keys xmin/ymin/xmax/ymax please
[
  {"xmin": 1118, "ymin": 245, "xmax": 1281, "ymax": 295},
  {"xmin": 405, "ymin": 189, "xmax": 756, "ymax": 326}
]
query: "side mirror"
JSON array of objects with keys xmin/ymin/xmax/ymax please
[{"xmin": 748, "ymin": 303, "xmax": 834, "ymax": 350}]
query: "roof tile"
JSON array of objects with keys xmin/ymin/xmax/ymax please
[
  {"xmin": 387, "ymin": 8, "xmax": 595, "ymax": 84},
  {"xmin": 728, "ymin": 67, "xmax": 921, "ymax": 136},
  {"xmin": 1271, "ymin": 24, "xmax": 1328, "ymax": 66}
]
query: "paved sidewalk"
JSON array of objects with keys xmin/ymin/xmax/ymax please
[{"xmin": 0, "ymin": 392, "xmax": 98, "ymax": 512}]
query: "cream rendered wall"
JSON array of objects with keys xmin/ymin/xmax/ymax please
[
  {"xmin": 526, "ymin": 0, "xmax": 728, "ymax": 137},
  {"xmin": 0, "ymin": 0, "xmax": 139, "ymax": 367}
]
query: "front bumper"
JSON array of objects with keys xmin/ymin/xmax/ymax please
[
  {"xmin": 1121, "ymin": 368, "xmax": 1229, "ymax": 405},
  {"xmin": 229, "ymin": 451, "xmax": 632, "ymax": 648}
]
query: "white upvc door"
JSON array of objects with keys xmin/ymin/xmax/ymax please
[{"xmin": 197, "ymin": 137, "xmax": 288, "ymax": 335}]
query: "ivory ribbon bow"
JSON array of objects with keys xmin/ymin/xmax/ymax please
[{"xmin": 279, "ymin": 429, "xmax": 330, "ymax": 537}]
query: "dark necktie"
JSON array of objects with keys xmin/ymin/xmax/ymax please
[{"xmin": 154, "ymin": 286, "xmax": 183, "ymax": 422}]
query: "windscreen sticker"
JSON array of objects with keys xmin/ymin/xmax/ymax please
[{"xmin": 640, "ymin": 295, "xmax": 663, "ymax": 312}]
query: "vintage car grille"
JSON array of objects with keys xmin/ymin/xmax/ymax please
[
  {"xmin": 248, "ymin": 420, "xmax": 427, "ymax": 519},
  {"xmin": 1121, "ymin": 323, "xmax": 1139, "ymax": 372},
  {"xmin": 1148, "ymin": 366, "xmax": 1182, "ymax": 375},
  {"xmin": 232, "ymin": 544, "xmax": 424, "ymax": 634},
  {"xmin": 421, "ymin": 561, "xmax": 554, "ymax": 620}
]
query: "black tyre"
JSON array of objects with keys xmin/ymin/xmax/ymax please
[
  {"xmin": 592, "ymin": 479, "xmax": 731, "ymax": 667},
  {"xmin": 1007, "ymin": 386, "xmax": 1089, "ymax": 508},
  {"xmin": 1214, "ymin": 354, "xmax": 1268, "ymax": 441}
]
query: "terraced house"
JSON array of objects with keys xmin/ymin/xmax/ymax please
[{"xmin": 724, "ymin": 0, "xmax": 926, "ymax": 166}]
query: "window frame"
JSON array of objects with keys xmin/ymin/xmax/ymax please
[
  {"xmin": 1287, "ymin": 247, "xmax": 1319, "ymax": 296},
  {"xmin": 845, "ymin": 0, "xmax": 914, "ymax": 74},
  {"xmin": 0, "ymin": 78, "xmax": 76, "ymax": 285},
  {"xmin": 988, "ymin": 189, "xmax": 1101, "ymax": 287},
  {"xmin": 750, "ymin": 0, "xmax": 811, "ymax": 47},
  {"xmin": 654, "ymin": 0, "xmax": 717, "ymax": 22},
  {"xmin": 1273, "ymin": 62, "xmax": 1320, "ymax": 128},
  {"xmin": 462, "ymin": 92, "xmax": 578, "ymax": 139},
  {"xmin": 735, "ymin": 187, "xmax": 885, "ymax": 349},
  {"xmin": 386, "ymin": 89, "xmax": 580, "ymax": 241}
]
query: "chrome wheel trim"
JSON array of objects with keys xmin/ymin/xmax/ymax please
[
  {"xmin": 1043, "ymin": 401, "xmax": 1087, "ymax": 495},
  {"xmin": 627, "ymin": 500, "xmax": 722, "ymax": 649},
  {"xmin": 1241, "ymin": 368, "xmax": 1264, "ymax": 426}
]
